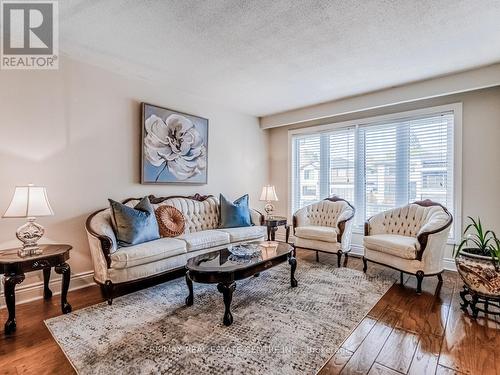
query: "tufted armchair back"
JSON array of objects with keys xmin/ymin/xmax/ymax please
[
  {"xmin": 294, "ymin": 199, "xmax": 354, "ymax": 229},
  {"xmin": 153, "ymin": 196, "xmax": 220, "ymax": 234},
  {"xmin": 367, "ymin": 203, "xmax": 451, "ymax": 238}
]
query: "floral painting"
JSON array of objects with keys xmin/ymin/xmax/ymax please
[{"xmin": 141, "ymin": 103, "xmax": 208, "ymax": 184}]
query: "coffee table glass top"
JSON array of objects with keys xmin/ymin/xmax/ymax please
[{"xmin": 186, "ymin": 241, "xmax": 292, "ymax": 273}]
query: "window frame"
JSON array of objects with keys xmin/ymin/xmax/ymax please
[{"xmin": 288, "ymin": 103, "xmax": 463, "ymax": 244}]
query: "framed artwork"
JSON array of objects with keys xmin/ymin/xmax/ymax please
[{"xmin": 141, "ymin": 103, "xmax": 208, "ymax": 184}]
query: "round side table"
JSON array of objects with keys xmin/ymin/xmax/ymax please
[
  {"xmin": 264, "ymin": 216, "xmax": 290, "ymax": 243},
  {"xmin": 0, "ymin": 244, "xmax": 72, "ymax": 334}
]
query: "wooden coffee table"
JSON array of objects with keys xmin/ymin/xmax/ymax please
[{"xmin": 185, "ymin": 241, "xmax": 297, "ymax": 326}]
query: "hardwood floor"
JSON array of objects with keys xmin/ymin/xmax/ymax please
[
  {"xmin": 315, "ymin": 252, "xmax": 500, "ymax": 375},
  {"xmin": 0, "ymin": 250, "xmax": 498, "ymax": 375}
]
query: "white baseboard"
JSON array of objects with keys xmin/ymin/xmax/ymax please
[
  {"xmin": 351, "ymin": 244, "xmax": 364, "ymax": 256},
  {"xmin": 442, "ymin": 258, "xmax": 457, "ymax": 271},
  {"xmin": 0, "ymin": 270, "xmax": 95, "ymax": 309}
]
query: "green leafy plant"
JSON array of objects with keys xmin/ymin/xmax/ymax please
[
  {"xmin": 454, "ymin": 216, "xmax": 495, "ymax": 257},
  {"xmin": 488, "ymin": 233, "xmax": 500, "ymax": 270}
]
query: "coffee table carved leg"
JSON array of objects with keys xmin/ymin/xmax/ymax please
[
  {"xmin": 217, "ymin": 282, "xmax": 236, "ymax": 326},
  {"xmin": 55, "ymin": 263, "xmax": 72, "ymax": 314},
  {"xmin": 271, "ymin": 227, "xmax": 278, "ymax": 241},
  {"xmin": 288, "ymin": 255, "xmax": 298, "ymax": 287},
  {"xmin": 285, "ymin": 225, "xmax": 290, "ymax": 243},
  {"xmin": 185, "ymin": 271, "xmax": 194, "ymax": 306},
  {"xmin": 43, "ymin": 267, "xmax": 52, "ymax": 300},
  {"xmin": 4, "ymin": 273, "xmax": 25, "ymax": 334}
]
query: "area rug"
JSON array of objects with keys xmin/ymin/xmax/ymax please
[{"xmin": 45, "ymin": 260, "xmax": 395, "ymax": 374}]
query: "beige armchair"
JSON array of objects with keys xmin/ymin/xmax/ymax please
[
  {"xmin": 293, "ymin": 196, "xmax": 355, "ymax": 267},
  {"xmin": 363, "ymin": 199, "xmax": 453, "ymax": 294}
]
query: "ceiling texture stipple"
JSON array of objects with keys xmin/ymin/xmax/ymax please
[{"xmin": 60, "ymin": 0, "xmax": 500, "ymax": 116}]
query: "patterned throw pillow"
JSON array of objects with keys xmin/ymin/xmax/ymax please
[{"xmin": 155, "ymin": 205, "xmax": 186, "ymax": 237}]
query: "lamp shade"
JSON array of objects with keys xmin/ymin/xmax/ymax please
[
  {"xmin": 260, "ymin": 185, "xmax": 278, "ymax": 202},
  {"xmin": 3, "ymin": 185, "xmax": 54, "ymax": 218}
]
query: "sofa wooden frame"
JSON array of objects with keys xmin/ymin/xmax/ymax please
[
  {"xmin": 362, "ymin": 199, "xmax": 453, "ymax": 294},
  {"xmin": 85, "ymin": 193, "xmax": 265, "ymax": 304}
]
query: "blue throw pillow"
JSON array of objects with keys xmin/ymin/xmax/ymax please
[
  {"xmin": 109, "ymin": 197, "xmax": 160, "ymax": 247},
  {"xmin": 219, "ymin": 194, "xmax": 252, "ymax": 228}
]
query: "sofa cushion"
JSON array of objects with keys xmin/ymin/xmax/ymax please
[
  {"xmin": 363, "ymin": 234, "xmax": 420, "ymax": 260},
  {"xmin": 155, "ymin": 205, "xmax": 185, "ymax": 237},
  {"xmin": 178, "ymin": 230, "xmax": 230, "ymax": 252},
  {"xmin": 295, "ymin": 237, "xmax": 341, "ymax": 253},
  {"xmin": 219, "ymin": 194, "xmax": 251, "ymax": 228},
  {"xmin": 110, "ymin": 238, "xmax": 186, "ymax": 269},
  {"xmin": 295, "ymin": 225, "xmax": 338, "ymax": 243},
  {"xmin": 109, "ymin": 197, "xmax": 159, "ymax": 247},
  {"xmin": 217, "ymin": 226, "xmax": 266, "ymax": 242}
]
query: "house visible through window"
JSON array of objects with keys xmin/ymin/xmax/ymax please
[
  {"xmin": 291, "ymin": 109, "xmax": 457, "ymax": 239},
  {"xmin": 302, "ymin": 186, "xmax": 317, "ymax": 196}
]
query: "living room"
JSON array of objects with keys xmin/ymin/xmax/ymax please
[{"xmin": 0, "ymin": 1, "xmax": 499, "ymax": 374}]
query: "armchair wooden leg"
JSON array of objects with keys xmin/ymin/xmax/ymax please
[
  {"xmin": 416, "ymin": 271, "xmax": 424, "ymax": 295},
  {"xmin": 437, "ymin": 273, "xmax": 443, "ymax": 284},
  {"xmin": 362, "ymin": 257, "xmax": 368, "ymax": 273},
  {"xmin": 316, "ymin": 251, "xmax": 319, "ymax": 262},
  {"xmin": 400, "ymin": 272, "xmax": 404, "ymax": 285},
  {"xmin": 337, "ymin": 251, "xmax": 342, "ymax": 268},
  {"xmin": 343, "ymin": 253, "xmax": 349, "ymax": 267}
]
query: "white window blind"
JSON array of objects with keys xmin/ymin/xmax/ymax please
[
  {"xmin": 329, "ymin": 128, "xmax": 356, "ymax": 204},
  {"xmin": 291, "ymin": 135, "xmax": 321, "ymax": 211},
  {"xmin": 291, "ymin": 111, "xmax": 455, "ymax": 238}
]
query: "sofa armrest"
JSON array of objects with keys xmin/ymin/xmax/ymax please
[
  {"xmin": 365, "ymin": 212, "xmax": 385, "ymax": 236},
  {"xmin": 85, "ymin": 209, "xmax": 118, "ymax": 269},
  {"xmin": 249, "ymin": 208, "xmax": 264, "ymax": 226},
  {"xmin": 86, "ymin": 230, "xmax": 111, "ymax": 283},
  {"xmin": 416, "ymin": 209, "xmax": 453, "ymax": 260},
  {"xmin": 293, "ymin": 206, "xmax": 310, "ymax": 229},
  {"xmin": 420, "ymin": 229, "xmax": 451, "ymax": 272},
  {"xmin": 336, "ymin": 205, "xmax": 355, "ymax": 243}
]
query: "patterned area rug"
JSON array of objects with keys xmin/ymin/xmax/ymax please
[{"xmin": 45, "ymin": 260, "xmax": 395, "ymax": 374}]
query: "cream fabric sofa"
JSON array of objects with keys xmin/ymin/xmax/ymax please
[
  {"xmin": 293, "ymin": 196, "xmax": 355, "ymax": 267},
  {"xmin": 363, "ymin": 199, "xmax": 452, "ymax": 294},
  {"xmin": 86, "ymin": 194, "xmax": 265, "ymax": 304}
]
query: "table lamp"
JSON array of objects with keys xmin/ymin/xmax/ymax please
[
  {"xmin": 260, "ymin": 185, "xmax": 278, "ymax": 217},
  {"xmin": 3, "ymin": 184, "xmax": 54, "ymax": 257}
]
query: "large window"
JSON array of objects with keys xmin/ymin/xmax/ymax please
[{"xmin": 291, "ymin": 107, "xmax": 458, "ymax": 239}]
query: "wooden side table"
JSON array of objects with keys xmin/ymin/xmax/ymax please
[
  {"xmin": 264, "ymin": 216, "xmax": 290, "ymax": 243},
  {"xmin": 0, "ymin": 244, "xmax": 72, "ymax": 334}
]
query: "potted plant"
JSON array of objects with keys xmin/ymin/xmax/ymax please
[{"xmin": 454, "ymin": 217, "xmax": 500, "ymax": 316}]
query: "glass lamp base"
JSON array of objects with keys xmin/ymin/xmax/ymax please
[
  {"xmin": 16, "ymin": 218, "xmax": 44, "ymax": 257},
  {"xmin": 264, "ymin": 202, "xmax": 275, "ymax": 217}
]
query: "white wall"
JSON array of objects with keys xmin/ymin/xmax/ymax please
[
  {"xmin": 267, "ymin": 86, "xmax": 500, "ymax": 268},
  {"xmin": 0, "ymin": 56, "xmax": 268, "ymax": 305}
]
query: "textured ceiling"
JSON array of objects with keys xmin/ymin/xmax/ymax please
[{"xmin": 60, "ymin": 0, "xmax": 500, "ymax": 116}]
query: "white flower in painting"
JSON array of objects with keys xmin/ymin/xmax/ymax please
[{"xmin": 144, "ymin": 114, "xmax": 206, "ymax": 181}]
